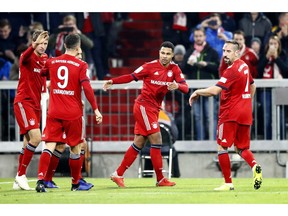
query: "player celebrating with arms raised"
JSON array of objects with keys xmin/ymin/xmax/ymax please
[
  {"xmin": 189, "ymin": 40, "xmax": 262, "ymax": 191},
  {"xmin": 103, "ymin": 41, "xmax": 189, "ymax": 187}
]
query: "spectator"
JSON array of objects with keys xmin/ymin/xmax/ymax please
[
  {"xmin": 189, "ymin": 13, "xmax": 233, "ymax": 61},
  {"xmin": 182, "ymin": 27, "xmax": 219, "ymax": 140},
  {"xmin": 0, "ymin": 18, "xmax": 17, "ymax": 64},
  {"xmin": 75, "ymin": 12, "xmax": 109, "ymax": 80},
  {"xmin": 173, "ymin": 44, "xmax": 186, "ymax": 65},
  {"xmin": 238, "ymin": 13, "xmax": 272, "ymax": 50},
  {"xmin": 251, "ymin": 37, "xmax": 262, "ymax": 56},
  {"xmin": 257, "ymin": 35, "xmax": 288, "ymax": 139},
  {"xmin": 161, "ymin": 12, "xmax": 199, "ymax": 49},
  {"xmin": 219, "ymin": 30, "xmax": 259, "ymax": 78},
  {"xmin": 271, "ymin": 12, "xmax": 288, "ymax": 52},
  {"xmin": 48, "ymin": 14, "xmax": 93, "ymax": 61}
]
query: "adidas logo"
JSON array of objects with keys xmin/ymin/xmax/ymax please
[{"xmin": 154, "ymin": 71, "xmax": 159, "ymax": 75}]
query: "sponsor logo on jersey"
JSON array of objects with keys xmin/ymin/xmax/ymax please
[{"xmin": 150, "ymin": 80, "xmax": 169, "ymax": 86}]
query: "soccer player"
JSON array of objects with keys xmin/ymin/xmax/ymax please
[
  {"xmin": 219, "ymin": 30, "xmax": 259, "ymax": 78},
  {"xmin": 13, "ymin": 30, "xmax": 49, "ymax": 190},
  {"xmin": 103, "ymin": 41, "xmax": 189, "ymax": 187},
  {"xmin": 35, "ymin": 33, "xmax": 102, "ymax": 192},
  {"xmin": 189, "ymin": 40, "xmax": 263, "ymax": 191},
  {"xmin": 41, "ymin": 53, "xmax": 93, "ymax": 189}
]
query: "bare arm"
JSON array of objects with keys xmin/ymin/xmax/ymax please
[
  {"xmin": 189, "ymin": 85, "xmax": 222, "ymax": 106},
  {"xmin": 250, "ymin": 83, "xmax": 256, "ymax": 98}
]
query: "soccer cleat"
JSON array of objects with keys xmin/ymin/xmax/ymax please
[
  {"xmin": 15, "ymin": 174, "xmax": 33, "ymax": 190},
  {"xmin": 253, "ymin": 164, "xmax": 263, "ymax": 190},
  {"xmin": 79, "ymin": 178, "xmax": 94, "ymax": 188},
  {"xmin": 110, "ymin": 171, "xmax": 125, "ymax": 188},
  {"xmin": 156, "ymin": 178, "xmax": 176, "ymax": 187},
  {"xmin": 214, "ymin": 183, "xmax": 234, "ymax": 191},
  {"xmin": 43, "ymin": 180, "xmax": 59, "ymax": 189},
  {"xmin": 71, "ymin": 182, "xmax": 93, "ymax": 191},
  {"xmin": 12, "ymin": 180, "xmax": 21, "ymax": 190},
  {"xmin": 36, "ymin": 180, "xmax": 47, "ymax": 193}
]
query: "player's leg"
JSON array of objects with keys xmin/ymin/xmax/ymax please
[
  {"xmin": 43, "ymin": 143, "xmax": 66, "ymax": 188},
  {"xmin": 110, "ymin": 134, "xmax": 144, "ymax": 188},
  {"xmin": 65, "ymin": 117, "xmax": 93, "ymax": 191},
  {"xmin": 36, "ymin": 141, "xmax": 57, "ymax": 192},
  {"xmin": 235, "ymin": 125, "xmax": 262, "ymax": 190},
  {"xmin": 214, "ymin": 122, "xmax": 235, "ymax": 191},
  {"xmin": 14, "ymin": 103, "xmax": 41, "ymax": 190},
  {"xmin": 78, "ymin": 139, "xmax": 94, "ymax": 187}
]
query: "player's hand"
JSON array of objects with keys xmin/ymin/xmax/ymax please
[
  {"xmin": 189, "ymin": 91, "xmax": 199, "ymax": 106},
  {"xmin": 32, "ymin": 31, "xmax": 49, "ymax": 48},
  {"xmin": 103, "ymin": 80, "xmax": 113, "ymax": 91},
  {"xmin": 167, "ymin": 81, "xmax": 178, "ymax": 91},
  {"xmin": 94, "ymin": 109, "xmax": 103, "ymax": 124}
]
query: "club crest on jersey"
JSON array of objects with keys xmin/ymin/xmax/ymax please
[
  {"xmin": 167, "ymin": 70, "xmax": 173, "ymax": 77},
  {"xmin": 29, "ymin": 118, "xmax": 36, "ymax": 126},
  {"xmin": 151, "ymin": 122, "xmax": 158, "ymax": 129}
]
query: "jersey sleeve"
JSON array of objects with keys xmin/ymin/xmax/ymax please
[
  {"xmin": 19, "ymin": 46, "xmax": 34, "ymax": 64},
  {"xmin": 132, "ymin": 63, "xmax": 150, "ymax": 80}
]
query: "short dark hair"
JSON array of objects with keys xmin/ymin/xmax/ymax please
[
  {"xmin": 160, "ymin": 41, "xmax": 175, "ymax": 52},
  {"xmin": 64, "ymin": 33, "xmax": 80, "ymax": 49},
  {"xmin": 225, "ymin": 40, "xmax": 240, "ymax": 51}
]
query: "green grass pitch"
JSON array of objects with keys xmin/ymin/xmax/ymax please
[{"xmin": 1, "ymin": 177, "xmax": 288, "ymax": 216}]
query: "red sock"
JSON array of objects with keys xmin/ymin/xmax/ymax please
[
  {"xmin": 44, "ymin": 150, "xmax": 62, "ymax": 181},
  {"xmin": 240, "ymin": 149, "xmax": 257, "ymax": 168},
  {"xmin": 150, "ymin": 145, "xmax": 164, "ymax": 182},
  {"xmin": 116, "ymin": 144, "xmax": 140, "ymax": 176},
  {"xmin": 17, "ymin": 148, "xmax": 25, "ymax": 174},
  {"xmin": 18, "ymin": 143, "xmax": 37, "ymax": 176},
  {"xmin": 218, "ymin": 151, "xmax": 232, "ymax": 183},
  {"xmin": 69, "ymin": 154, "xmax": 82, "ymax": 185},
  {"xmin": 37, "ymin": 150, "xmax": 52, "ymax": 180}
]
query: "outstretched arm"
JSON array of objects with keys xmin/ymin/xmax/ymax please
[{"xmin": 189, "ymin": 85, "xmax": 222, "ymax": 106}]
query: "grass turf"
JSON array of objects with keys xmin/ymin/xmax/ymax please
[{"xmin": 1, "ymin": 177, "xmax": 288, "ymax": 204}]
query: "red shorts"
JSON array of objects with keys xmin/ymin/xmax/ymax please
[
  {"xmin": 133, "ymin": 101, "xmax": 160, "ymax": 136},
  {"xmin": 217, "ymin": 121, "xmax": 250, "ymax": 149},
  {"xmin": 14, "ymin": 101, "xmax": 41, "ymax": 135},
  {"xmin": 42, "ymin": 115, "xmax": 85, "ymax": 147}
]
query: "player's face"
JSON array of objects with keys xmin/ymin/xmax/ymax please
[
  {"xmin": 35, "ymin": 39, "xmax": 48, "ymax": 56},
  {"xmin": 222, "ymin": 43, "xmax": 238, "ymax": 65},
  {"xmin": 233, "ymin": 34, "xmax": 245, "ymax": 49},
  {"xmin": 159, "ymin": 47, "xmax": 173, "ymax": 67}
]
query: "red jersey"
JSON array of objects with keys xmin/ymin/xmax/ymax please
[
  {"xmin": 14, "ymin": 46, "xmax": 48, "ymax": 110},
  {"xmin": 46, "ymin": 54, "xmax": 95, "ymax": 120},
  {"xmin": 216, "ymin": 59, "xmax": 254, "ymax": 125},
  {"xmin": 132, "ymin": 60, "xmax": 187, "ymax": 109},
  {"xmin": 219, "ymin": 46, "xmax": 259, "ymax": 78}
]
